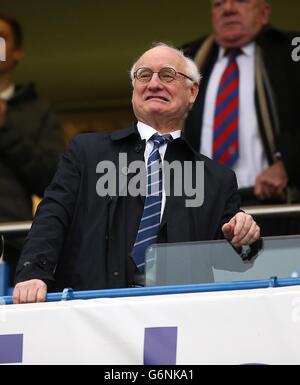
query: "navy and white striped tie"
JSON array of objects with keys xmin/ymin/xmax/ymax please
[{"xmin": 132, "ymin": 133, "xmax": 171, "ymax": 272}]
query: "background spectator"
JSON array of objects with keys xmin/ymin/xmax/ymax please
[
  {"xmin": 182, "ymin": 0, "xmax": 300, "ymax": 235},
  {"xmin": 0, "ymin": 14, "xmax": 64, "ymax": 284}
]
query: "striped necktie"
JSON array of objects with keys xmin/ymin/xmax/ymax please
[
  {"xmin": 132, "ymin": 133, "xmax": 171, "ymax": 272},
  {"xmin": 212, "ymin": 48, "xmax": 241, "ymax": 167}
]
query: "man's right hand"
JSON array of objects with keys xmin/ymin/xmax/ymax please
[{"xmin": 13, "ymin": 279, "xmax": 47, "ymax": 304}]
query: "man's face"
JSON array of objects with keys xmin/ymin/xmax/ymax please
[
  {"xmin": 211, "ymin": 0, "xmax": 271, "ymax": 48},
  {"xmin": 0, "ymin": 19, "xmax": 23, "ymax": 74},
  {"xmin": 132, "ymin": 46, "xmax": 198, "ymax": 130}
]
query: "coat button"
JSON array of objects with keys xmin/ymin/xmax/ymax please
[
  {"xmin": 135, "ymin": 143, "xmax": 142, "ymax": 153},
  {"xmin": 39, "ymin": 257, "xmax": 47, "ymax": 265},
  {"xmin": 113, "ymin": 271, "xmax": 119, "ymax": 277}
]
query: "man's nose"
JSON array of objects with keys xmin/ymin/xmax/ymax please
[
  {"xmin": 147, "ymin": 73, "xmax": 163, "ymax": 88},
  {"xmin": 223, "ymin": 0, "xmax": 237, "ymax": 13}
]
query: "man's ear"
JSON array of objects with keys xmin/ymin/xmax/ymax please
[
  {"xmin": 189, "ymin": 82, "xmax": 199, "ymax": 106},
  {"xmin": 13, "ymin": 48, "xmax": 25, "ymax": 64},
  {"xmin": 262, "ymin": 2, "xmax": 272, "ymax": 25}
]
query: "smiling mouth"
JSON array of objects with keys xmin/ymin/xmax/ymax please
[
  {"xmin": 223, "ymin": 20, "xmax": 241, "ymax": 27},
  {"xmin": 145, "ymin": 96, "xmax": 169, "ymax": 101}
]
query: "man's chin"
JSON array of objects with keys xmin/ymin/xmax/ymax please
[{"xmin": 217, "ymin": 31, "xmax": 247, "ymax": 48}]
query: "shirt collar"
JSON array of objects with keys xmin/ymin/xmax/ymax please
[
  {"xmin": 0, "ymin": 84, "xmax": 15, "ymax": 101},
  {"xmin": 217, "ymin": 41, "xmax": 256, "ymax": 61},
  {"xmin": 137, "ymin": 121, "xmax": 181, "ymax": 142}
]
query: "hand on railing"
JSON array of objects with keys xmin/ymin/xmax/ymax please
[{"xmin": 13, "ymin": 279, "xmax": 47, "ymax": 304}]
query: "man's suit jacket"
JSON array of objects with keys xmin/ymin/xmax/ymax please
[
  {"xmin": 183, "ymin": 26, "xmax": 300, "ymax": 189},
  {"xmin": 15, "ymin": 123, "xmax": 240, "ymax": 292}
]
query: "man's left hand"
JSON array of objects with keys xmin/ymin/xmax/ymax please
[
  {"xmin": 222, "ymin": 212, "xmax": 260, "ymax": 248},
  {"xmin": 254, "ymin": 160, "xmax": 288, "ymax": 200},
  {"xmin": 0, "ymin": 99, "xmax": 7, "ymax": 127}
]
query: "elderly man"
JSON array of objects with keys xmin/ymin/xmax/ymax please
[
  {"xmin": 13, "ymin": 43, "xmax": 260, "ymax": 304},
  {"xmin": 182, "ymin": 0, "xmax": 300, "ymax": 234}
]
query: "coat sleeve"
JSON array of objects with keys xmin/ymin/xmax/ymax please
[
  {"xmin": 217, "ymin": 170, "xmax": 241, "ymax": 238},
  {"xmin": 14, "ymin": 136, "xmax": 83, "ymax": 285},
  {"xmin": 217, "ymin": 170, "xmax": 263, "ymax": 259}
]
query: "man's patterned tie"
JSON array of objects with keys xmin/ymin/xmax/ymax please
[
  {"xmin": 212, "ymin": 48, "xmax": 241, "ymax": 167},
  {"xmin": 132, "ymin": 133, "xmax": 170, "ymax": 272}
]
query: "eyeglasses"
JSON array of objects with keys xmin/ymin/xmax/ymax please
[{"xmin": 134, "ymin": 67, "xmax": 194, "ymax": 83}]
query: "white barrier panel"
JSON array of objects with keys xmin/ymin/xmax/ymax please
[{"xmin": 1, "ymin": 286, "xmax": 300, "ymax": 364}]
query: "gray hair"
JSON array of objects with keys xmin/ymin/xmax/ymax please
[{"xmin": 130, "ymin": 42, "xmax": 202, "ymax": 87}]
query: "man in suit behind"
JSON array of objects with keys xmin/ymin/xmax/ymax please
[
  {"xmin": 182, "ymin": 0, "xmax": 300, "ymax": 234},
  {"xmin": 13, "ymin": 43, "xmax": 260, "ymax": 303}
]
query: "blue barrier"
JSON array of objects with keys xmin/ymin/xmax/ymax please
[
  {"xmin": 1, "ymin": 277, "xmax": 300, "ymax": 305},
  {"xmin": 0, "ymin": 263, "xmax": 9, "ymax": 297}
]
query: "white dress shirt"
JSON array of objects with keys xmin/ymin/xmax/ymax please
[
  {"xmin": 137, "ymin": 121, "xmax": 181, "ymax": 220},
  {"xmin": 201, "ymin": 42, "xmax": 268, "ymax": 188}
]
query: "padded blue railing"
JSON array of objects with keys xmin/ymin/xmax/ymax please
[
  {"xmin": 1, "ymin": 277, "xmax": 300, "ymax": 305},
  {"xmin": 0, "ymin": 263, "xmax": 9, "ymax": 297}
]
